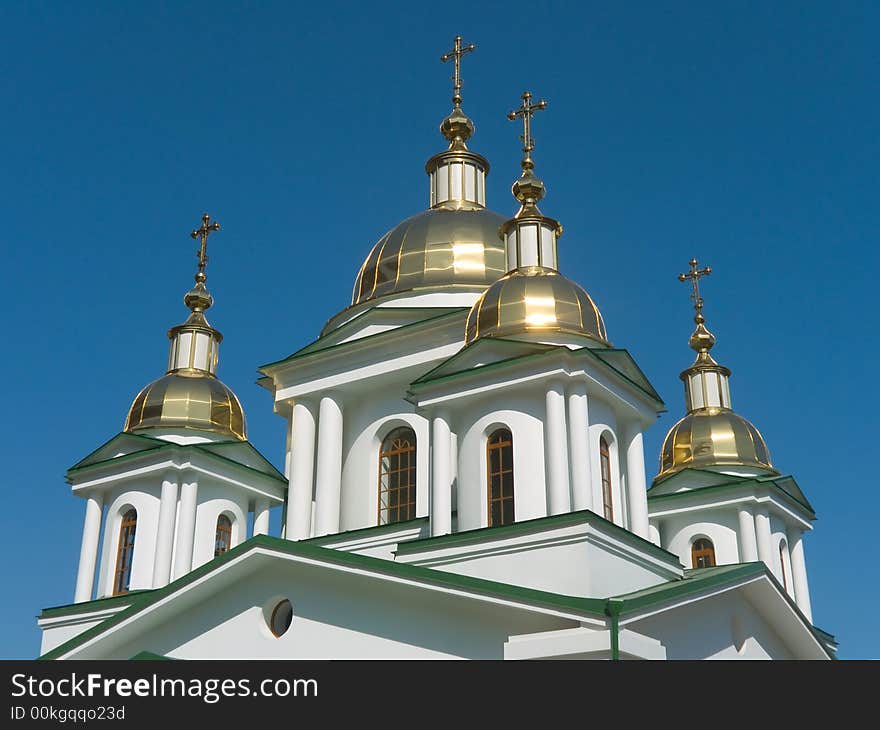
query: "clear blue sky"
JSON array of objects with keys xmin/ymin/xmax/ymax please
[{"xmin": 1, "ymin": 1, "xmax": 876, "ymax": 659}]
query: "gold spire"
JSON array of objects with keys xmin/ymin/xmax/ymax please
[
  {"xmin": 678, "ymin": 257, "xmax": 716, "ymax": 363},
  {"xmin": 439, "ymin": 36, "xmax": 476, "ymax": 149},
  {"xmin": 182, "ymin": 213, "xmax": 221, "ymax": 323},
  {"xmin": 507, "ymin": 91, "xmax": 549, "ymax": 214}
]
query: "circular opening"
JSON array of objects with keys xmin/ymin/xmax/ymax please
[{"xmin": 269, "ymin": 599, "xmax": 293, "ymax": 637}]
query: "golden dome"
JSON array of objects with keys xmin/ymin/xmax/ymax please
[
  {"xmin": 125, "ymin": 372, "xmax": 246, "ymax": 441},
  {"xmin": 465, "ymin": 266, "xmax": 608, "ymax": 345},
  {"xmin": 656, "ymin": 407, "xmax": 777, "ymax": 482},
  {"xmin": 352, "ymin": 206, "xmax": 508, "ymax": 305}
]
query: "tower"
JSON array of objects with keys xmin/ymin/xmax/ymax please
[
  {"xmin": 68, "ymin": 216, "xmax": 286, "ymax": 603},
  {"xmin": 646, "ymin": 259, "xmax": 815, "ymax": 620}
]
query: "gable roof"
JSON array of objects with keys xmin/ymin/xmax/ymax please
[
  {"xmin": 409, "ymin": 340, "xmax": 663, "ymax": 406},
  {"xmin": 67, "ymin": 432, "xmax": 286, "ymax": 485},
  {"xmin": 647, "ymin": 469, "xmax": 815, "ymax": 517}
]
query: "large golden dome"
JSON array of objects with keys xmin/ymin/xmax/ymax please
[
  {"xmin": 125, "ymin": 372, "xmax": 246, "ymax": 441},
  {"xmin": 656, "ymin": 407, "xmax": 777, "ymax": 482},
  {"xmin": 352, "ymin": 205, "xmax": 507, "ymax": 305},
  {"xmin": 465, "ymin": 266, "xmax": 608, "ymax": 345}
]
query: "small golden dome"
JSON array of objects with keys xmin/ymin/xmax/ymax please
[
  {"xmin": 465, "ymin": 266, "xmax": 608, "ymax": 345},
  {"xmin": 352, "ymin": 206, "xmax": 508, "ymax": 305},
  {"xmin": 656, "ymin": 408, "xmax": 777, "ymax": 482},
  {"xmin": 125, "ymin": 372, "xmax": 246, "ymax": 441}
]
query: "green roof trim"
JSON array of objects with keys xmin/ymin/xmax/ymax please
[
  {"xmin": 410, "ymin": 338, "xmax": 557, "ymax": 384},
  {"xmin": 609, "ymin": 563, "xmax": 765, "ymax": 615},
  {"xmin": 408, "ymin": 344, "xmax": 664, "ymax": 407},
  {"xmin": 258, "ymin": 308, "xmax": 467, "ymax": 373},
  {"xmin": 39, "ymin": 533, "xmax": 609, "ymax": 660},
  {"xmin": 394, "ymin": 509, "xmax": 681, "ymax": 566},
  {"xmin": 67, "ymin": 436, "xmax": 286, "ymax": 487},
  {"xmin": 40, "ymin": 590, "xmax": 152, "ymax": 620},
  {"xmin": 130, "ymin": 650, "xmax": 174, "ymax": 660},
  {"xmin": 646, "ymin": 475, "xmax": 815, "ymax": 517},
  {"xmin": 305, "ymin": 517, "xmax": 429, "ymax": 546}
]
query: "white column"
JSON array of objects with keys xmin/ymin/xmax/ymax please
[
  {"xmin": 787, "ymin": 527, "xmax": 813, "ymax": 622},
  {"xmin": 623, "ymin": 428, "xmax": 650, "ymax": 539},
  {"xmin": 314, "ymin": 394, "xmax": 343, "ymax": 537},
  {"xmin": 737, "ymin": 504, "xmax": 759, "ymax": 562},
  {"xmin": 253, "ymin": 498, "xmax": 271, "ymax": 536},
  {"xmin": 172, "ymin": 478, "xmax": 198, "ymax": 580},
  {"xmin": 754, "ymin": 506, "xmax": 773, "ymax": 570},
  {"xmin": 287, "ymin": 400, "xmax": 316, "ymax": 541},
  {"xmin": 74, "ymin": 493, "xmax": 104, "ymax": 603},
  {"xmin": 567, "ymin": 382, "xmax": 592, "ymax": 511},
  {"xmin": 545, "ymin": 380, "xmax": 571, "ymax": 515},
  {"xmin": 152, "ymin": 474, "xmax": 179, "ymax": 588},
  {"xmin": 431, "ymin": 410, "xmax": 453, "ymax": 536}
]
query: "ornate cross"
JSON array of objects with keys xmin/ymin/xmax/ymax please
[
  {"xmin": 190, "ymin": 213, "xmax": 221, "ymax": 280},
  {"xmin": 441, "ymin": 36, "xmax": 475, "ymax": 107},
  {"xmin": 678, "ymin": 258, "xmax": 712, "ymax": 315},
  {"xmin": 508, "ymin": 91, "xmax": 548, "ymax": 163}
]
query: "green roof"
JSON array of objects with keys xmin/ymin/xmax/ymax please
[
  {"xmin": 67, "ymin": 432, "xmax": 286, "ymax": 486},
  {"xmin": 39, "ymin": 534, "xmax": 609, "ymax": 659},
  {"xmin": 394, "ymin": 508, "xmax": 680, "ymax": 566},
  {"xmin": 647, "ymin": 472, "xmax": 815, "ymax": 517},
  {"xmin": 258, "ymin": 308, "xmax": 467, "ymax": 373},
  {"xmin": 40, "ymin": 590, "xmax": 150, "ymax": 620}
]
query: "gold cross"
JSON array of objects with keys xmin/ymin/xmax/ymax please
[
  {"xmin": 678, "ymin": 258, "xmax": 712, "ymax": 315},
  {"xmin": 508, "ymin": 91, "xmax": 547, "ymax": 165},
  {"xmin": 441, "ymin": 36, "xmax": 475, "ymax": 107},
  {"xmin": 190, "ymin": 213, "xmax": 220, "ymax": 280}
]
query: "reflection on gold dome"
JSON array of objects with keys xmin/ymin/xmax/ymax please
[
  {"xmin": 656, "ymin": 408, "xmax": 777, "ymax": 482},
  {"xmin": 125, "ymin": 372, "xmax": 246, "ymax": 441},
  {"xmin": 465, "ymin": 266, "xmax": 608, "ymax": 345},
  {"xmin": 352, "ymin": 206, "xmax": 508, "ymax": 305}
]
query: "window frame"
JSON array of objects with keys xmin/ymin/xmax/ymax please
[
  {"xmin": 486, "ymin": 428, "xmax": 515, "ymax": 527},
  {"xmin": 377, "ymin": 426, "xmax": 418, "ymax": 526},
  {"xmin": 113, "ymin": 508, "xmax": 137, "ymax": 596},
  {"xmin": 214, "ymin": 513, "xmax": 233, "ymax": 557},
  {"xmin": 600, "ymin": 436, "xmax": 614, "ymax": 522},
  {"xmin": 691, "ymin": 537, "xmax": 717, "ymax": 569}
]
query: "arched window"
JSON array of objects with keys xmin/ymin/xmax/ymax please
[
  {"xmin": 487, "ymin": 428, "xmax": 514, "ymax": 527},
  {"xmin": 378, "ymin": 427, "xmax": 417, "ymax": 525},
  {"xmin": 214, "ymin": 514, "xmax": 233, "ymax": 557},
  {"xmin": 600, "ymin": 436, "xmax": 614, "ymax": 521},
  {"xmin": 113, "ymin": 508, "xmax": 137, "ymax": 595},
  {"xmin": 692, "ymin": 538, "xmax": 716, "ymax": 569},
  {"xmin": 779, "ymin": 541, "xmax": 789, "ymax": 592}
]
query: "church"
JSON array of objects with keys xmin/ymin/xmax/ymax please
[{"xmin": 37, "ymin": 38, "xmax": 835, "ymax": 660}]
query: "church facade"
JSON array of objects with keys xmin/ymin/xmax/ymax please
[{"xmin": 37, "ymin": 39, "xmax": 835, "ymax": 660}]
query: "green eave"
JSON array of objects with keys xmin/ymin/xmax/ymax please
[
  {"xmin": 40, "ymin": 590, "xmax": 153, "ymax": 620},
  {"xmin": 66, "ymin": 438, "xmax": 286, "ymax": 486},
  {"xmin": 647, "ymin": 475, "xmax": 815, "ymax": 517},
  {"xmin": 408, "ymin": 344, "xmax": 663, "ymax": 407},
  {"xmin": 394, "ymin": 509, "xmax": 680, "ymax": 566},
  {"xmin": 257, "ymin": 308, "xmax": 467, "ymax": 374},
  {"xmin": 305, "ymin": 517, "xmax": 429, "ymax": 546},
  {"xmin": 39, "ymin": 533, "xmax": 608, "ymax": 659}
]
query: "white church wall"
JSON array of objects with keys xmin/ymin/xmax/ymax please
[
  {"xmin": 191, "ymin": 482, "xmax": 249, "ymax": 571},
  {"xmin": 101, "ymin": 562, "xmax": 574, "ymax": 660},
  {"xmin": 662, "ymin": 511, "xmax": 741, "ymax": 569},
  {"xmin": 401, "ymin": 522, "xmax": 680, "ymax": 598},
  {"xmin": 630, "ymin": 588, "xmax": 795, "ymax": 659},
  {"xmin": 455, "ymin": 392, "xmax": 548, "ymax": 531},
  {"xmin": 95, "ymin": 482, "xmax": 161, "ymax": 599},
  {"xmin": 339, "ymin": 385, "xmax": 429, "ymax": 532}
]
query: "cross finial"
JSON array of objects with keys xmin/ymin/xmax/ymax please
[
  {"xmin": 678, "ymin": 257, "xmax": 712, "ymax": 322},
  {"xmin": 441, "ymin": 35, "xmax": 475, "ymax": 108},
  {"xmin": 507, "ymin": 91, "xmax": 548, "ymax": 170},
  {"xmin": 190, "ymin": 213, "xmax": 221, "ymax": 283}
]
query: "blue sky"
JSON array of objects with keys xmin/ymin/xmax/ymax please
[{"xmin": 1, "ymin": 1, "xmax": 876, "ymax": 658}]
